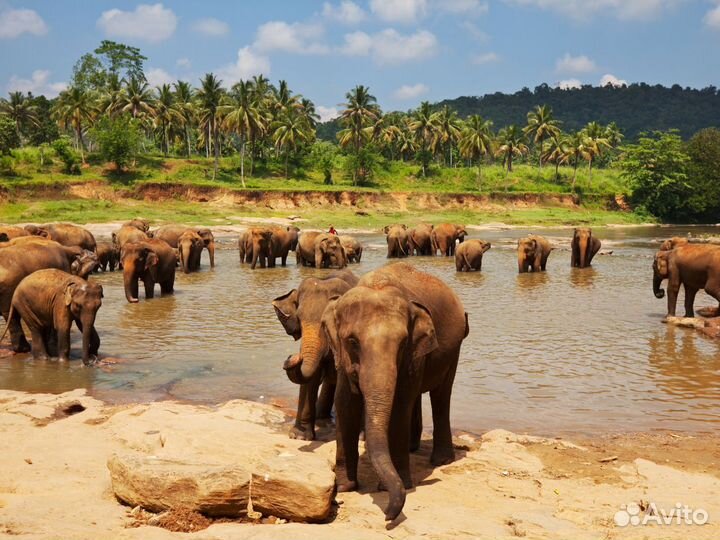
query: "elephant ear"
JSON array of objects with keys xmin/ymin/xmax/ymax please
[
  {"xmin": 409, "ymin": 301, "xmax": 438, "ymax": 371},
  {"xmin": 272, "ymin": 289, "xmax": 301, "ymax": 340},
  {"xmin": 320, "ymin": 297, "xmax": 342, "ymax": 369},
  {"xmin": 383, "ymin": 225, "xmax": 390, "ymax": 235},
  {"xmin": 656, "ymin": 252, "xmax": 669, "ymax": 276},
  {"xmin": 64, "ymin": 283, "xmax": 78, "ymax": 306},
  {"xmin": 144, "ymin": 249, "xmax": 159, "ymax": 271}
]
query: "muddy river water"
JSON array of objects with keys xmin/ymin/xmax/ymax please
[{"xmin": 2, "ymin": 225, "xmax": 719, "ymax": 435}]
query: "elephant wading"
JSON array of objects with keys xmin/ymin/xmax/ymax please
[
  {"xmin": 339, "ymin": 235, "xmax": 362, "ymax": 263},
  {"xmin": 653, "ymin": 244, "xmax": 720, "ymax": 317},
  {"xmin": 517, "ymin": 235, "xmax": 552, "ymax": 273},
  {"xmin": 384, "ymin": 225, "xmax": 409, "ymax": 258},
  {"xmin": 408, "ymin": 224, "xmax": 434, "ymax": 256},
  {"xmin": 238, "ymin": 228, "xmax": 274, "ymax": 269},
  {"xmin": 96, "ymin": 241, "xmax": 120, "ymax": 272},
  {"xmin": 274, "ymin": 270, "xmax": 359, "ymax": 440},
  {"xmin": 455, "ymin": 239, "xmax": 491, "ymax": 272},
  {"xmin": 571, "ymin": 228, "xmax": 601, "ymax": 268},
  {"xmin": 121, "ymin": 239, "xmax": 176, "ymax": 303},
  {"xmin": 313, "ymin": 262, "xmax": 469, "ymax": 521},
  {"xmin": 297, "ymin": 232, "xmax": 347, "ymax": 268},
  {"xmin": 1, "ymin": 269, "xmax": 103, "ymax": 364},
  {"xmin": 270, "ymin": 226, "xmax": 301, "ymax": 267},
  {"xmin": 432, "ymin": 223, "xmax": 466, "ymax": 256},
  {"xmin": 195, "ymin": 228, "xmax": 216, "ymax": 268},
  {"xmin": 29, "ymin": 223, "xmax": 97, "ymax": 252},
  {"xmin": 112, "ymin": 225, "xmax": 149, "ymax": 251},
  {"xmin": 177, "ymin": 230, "xmax": 204, "ymax": 274}
]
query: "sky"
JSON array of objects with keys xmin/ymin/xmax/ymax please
[{"xmin": 1, "ymin": 0, "xmax": 719, "ymax": 121}]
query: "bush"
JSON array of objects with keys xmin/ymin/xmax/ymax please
[
  {"xmin": 91, "ymin": 114, "xmax": 141, "ymax": 171},
  {"xmin": 0, "ymin": 116, "xmax": 19, "ymax": 156},
  {"xmin": 52, "ymin": 137, "xmax": 82, "ymax": 175},
  {"xmin": 343, "ymin": 146, "xmax": 380, "ymax": 186},
  {"xmin": 0, "ymin": 155, "xmax": 16, "ymax": 176},
  {"xmin": 310, "ymin": 141, "xmax": 338, "ymax": 184}
]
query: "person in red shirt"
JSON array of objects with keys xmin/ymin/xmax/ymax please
[{"xmin": 328, "ymin": 225, "xmax": 338, "ymax": 235}]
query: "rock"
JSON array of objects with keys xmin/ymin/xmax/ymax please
[{"xmin": 663, "ymin": 316, "xmax": 707, "ymax": 330}]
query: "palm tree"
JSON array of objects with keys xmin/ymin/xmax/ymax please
[
  {"xmin": 117, "ymin": 76, "xmax": 155, "ymax": 119},
  {"xmin": 397, "ymin": 120, "xmax": 418, "ymax": 161},
  {"xmin": 377, "ymin": 116, "xmax": 403, "ymax": 161},
  {"xmin": 561, "ymin": 131, "xmax": 591, "ymax": 191},
  {"xmin": 583, "ymin": 121, "xmax": 610, "ymax": 179},
  {"xmin": 542, "ymin": 135, "xmax": 567, "ymax": 180},
  {"xmin": 173, "ymin": 81, "xmax": 195, "ymax": 158},
  {"xmin": 153, "ymin": 84, "xmax": 182, "ymax": 156},
  {"xmin": 604, "ymin": 122, "xmax": 624, "ymax": 149},
  {"xmin": 272, "ymin": 109, "xmax": 310, "ymax": 179},
  {"xmin": 0, "ymin": 91, "xmax": 39, "ymax": 145},
  {"xmin": 459, "ymin": 114, "xmax": 493, "ymax": 184},
  {"xmin": 272, "ymin": 80, "xmax": 300, "ymax": 115},
  {"xmin": 432, "ymin": 105, "xmax": 462, "ymax": 167},
  {"xmin": 197, "ymin": 73, "xmax": 225, "ymax": 179},
  {"xmin": 409, "ymin": 101, "xmax": 435, "ymax": 177},
  {"xmin": 338, "ymin": 85, "xmax": 379, "ymax": 152},
  {"xmin": 524, "ymin": 104, "xmax": 561, "ymax": 168},
  {"xmin": 98, "ymin": 73, "xmax": 124, "ymax": 117},
  {"xmin": 300, "ymin": 98, "xmax": 320, "ymax": 129},
  {"xmin": 494, "ymin": 125, "xmax": 528, "ymax": 178},
  {"xmin": 52, "ymin": 86, "xmax": 96, "ymax": 163},
  {"xmin": 223, "ymin": 79, "xmax": 264, "ymax": 187}
]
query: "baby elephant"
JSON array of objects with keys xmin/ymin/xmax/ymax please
[
  {"xmin": 517, "ymin": 235, "xmax": 552, "ymax": 273},
  {"xmin": 96, "ymin": 241, "xmax": 119, "ymax": 272},
  {"xmin": 455, "ymin": 239, "xmax": 491, "ymax": 272},
  {"xmin": 1, "ymin": 269, "xmax": 103, "ymax": 364}
]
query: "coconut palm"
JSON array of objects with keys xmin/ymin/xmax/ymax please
[
  {"xmin": 604, "ymin": 121, "xmax": 624, "ymax": 149},
  {"xmin": 432, "ymin": 105, "xmax": 462, "ymax": 167},
  {"xmin": 153, "ymin": 84, "xmax": 182, "ymax": 156},
  {"xmin": 583, "ymin": 121, "xmax": 610, "ymax": 178},
  {"xmin": 494, "ymin": 125, "xmax": 528, "ymax": 177},
  {"xmin": 98, "ymin": 73, "xmax": 124, "ymax": 117},
  {"xmin": 0, "ymin": 91, "xmax": 39, "ymax": 145},
  {"xmin": 272, "ymin": 80, "xmax": 300, "ymax": 115},
  {"xmin": 409, "ymin": 101, "xmax": 435, "ymax": 177},
  {"xmin": 173, "ymin": 81, "xmax": 195, "ymax": 158},
  {"xmin": 561, "ymin": 131, "xmax": 591, "ymax": 191},
  {"xmin": 542, "ymin": 135, "xmax": 567, "ymax": 180},
  {"xmin": 117, "ymin": 76, "xmax": 155, "ymax": 120},
  {"xmin": 397, "ymin": 121, "xmax": 418, "ymax": 161},
  {"xmin": 223, "ymin": 80, "xmax": 265, "ymax": 187},
  {"xmin": 337, "ymin": 85, "xmax": 379, "ymax": 152},
  {"xmin": 52, "ymin": 86, "xmax": 97, "ymax": 163},
  {"xmin": 459, "ymin": 114, "xmax": 494, "ymax": 183},
  {"xmin": 272, "ymin": 109, "xmax": 311, "ymax": 179},
  {"xmin": 300, "ymin": 98, "xmax": 320, "ymax": 129},
  {"xmin": 196, "ymin": 73, "xmax": 225, "ymax": 179},
  {"xmin": 524, "ymin": 104, "xmax": 561, "ymax": 168}
]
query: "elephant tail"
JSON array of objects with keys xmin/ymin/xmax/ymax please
[
  {"xmin": 463, "ymin": 250, "xmax": 472, "ymax": 271},
  {"xmin": 0, "ymin": 305, "xmax": 14, "ymax": 344}
]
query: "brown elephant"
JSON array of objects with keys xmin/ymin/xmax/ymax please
[
  {"xmin": 121, "ymin": 239, "xmax": 176, "ymax": 303},
  {"xmin": 297, "ymin": 232, "xmax": 347, "ymax": 268},
  {"xmin": 455, "ymin": 239, "xmax": 491, "ymax": 272},
  {"xmin": 1, "ymin": 269, "xmax": 102, "ymax": 364},
  {"xmin": 384, "ymin": 225, "xmax": 409, "ymax": 258},
  {"xmin": 28, "ymin": 223, "xmax": 96, "ymax": 252},
  {"xmin": 571, "ymin": 228, "xmax": 601, "ymax": 268},
  {"xmin": 517, "ymin": 235, "xmax": 552, "ymax": 273},
  {"xmin": 274, "ymin": 270, "xmax": 359, "ymax": 440},
  {"xmin": 124, "ymin": 218, "xmax": 151, "ymax": 232},
  {"xmin": 96, "ymin": 241, "xmax": 119, "ymax": 272},
  {"xmin": 310, "ymin": 263, "xmax": 468, "ymax": 521},
  {"xmin": 660, "ymin": 237, "xmax": 690, "ymax": 251},
  {"xmin": 177, "ymin": 230, "xmax": 204, "ymax": 273},
  {"xmin": 653, "ymin": 244, "xmax": 720, "ymax": 317},
  {"xmin": 195, "ymin": 228, "xmax": 216, "ymax": 268},
  {"xmin": 239, "ymin": 228, "xmax": 274, "ymax": 269},
  {"xmin": 112, "ymin": 225, "xmax": 149, "ymax": 251},
  {"xmin": 151, "ymin": 225, "xmax": 192, "ymax": 248},
  {"xmin": 287, "ymin": 225, "xmax": 300, "ymax": 251},
  {"xmin": 339, "ymin": 235, "xmax": 362, "ymax": 263},
  {"xmin": 431, "ymin": 223, "xmax": 466, "ymax": 256},
  {"xmin": 0, "ymin": 240, "xmax": 98, "ymax": 352},
  {"xmin": 408, "ymin": 224, "xmax": 434, "ymax": 256},
  {"xmin": 0, "ymin": 226, "xmax": 29, "ymax": 242},
  {"xmin": 270, "ymin": 226, "xmax": 300, "ymax": 267}
]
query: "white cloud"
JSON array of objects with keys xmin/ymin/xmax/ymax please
[
  {"xmin": 176, "ymin": 58, "xmax": 191, "ymax": 69},
  {"xmin": 506, "ymin": 0, "xmax": 678, "ymax": 21},
  {"xmin": 97, "ymin": 3, "xmax": 177, "ymax": 43},
  {"xmin": 555, "ymin": 53, "xmax": 597, "ymax": 74},
  {"xmin": 317, "ymin": 106, "xmax": 340, "ymax": 122},
  {"xmin": 437, "ymin": 0, "xmax": 489, "ymax": 14},
  {"xmin": 394, "ymin": 83, "xmax": 429, "ymax": 100},
  {"xmin": 192, "ymin": 17, "xmax": 229, "ymax": 36},
  {"xmin": 218, "ymin": 46, "xmax": 271, "ymax": 85},
  {"xmin": 341, "ymin": 29, "xmax": 438, "ymax": 65},
  {"xmin": 7, "ymin": 70, "xmax": 65, "ymax": 97},
  {"xmin": 146, "ymin": 68, "xmax": 175, "ymax": 87},
  {"xmin": 705, "ymin": 3, "xmax": 720, "ymax": 29},
  {"xmin": 557, "ymin": 78, "xmax": 582, "ymax": 90},
  {"xmin": 0, "ymin": 8, "xmax": 47, "ymax": 39},
  {"xmin": 254, "ymin": 21, "xmax": 329, "ymax": 54},
  {"xmin": 370, "ymin": 0, "xmax": 427, "ymax": 23},
  {"xmin": 600, "ymin": 73, "xmax": 627, "ymax": 87},
  {"xmin": 322, "ymin": 1, "xmax": 366, "ymax": 24},
  {"xmin": 471, "ymin": 52, "xmax": 499, "ymax": 64},
  {"xmin": 460, "ymin": 21, "xmax": 490, "ymax": 42}
]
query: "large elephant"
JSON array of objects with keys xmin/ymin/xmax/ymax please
[
  {"xmin": 287, "ymin": 225, "xmax": 300, "ymax": 251},
  {"xmin": 195, "ymin": 228, "xmax": 216, "ymax": 268},
  {"xmin": 112, "ymin": 225, "xmax": 149, "ymax": 251},
  {"xmin": 177, "ymin": 230, "xmax": 204, "ymax": 273},
  {"xmin": 270, "ymin": 226, "xmax": 300, "ymax": 267},
  {"xmin": 239, "ymin": 227, "xmax": 274, "ymax": 269},
  {"xmin": 313, "ymin": 263, "xmax": 469, "ymax": 521},
  {"xmin": 0, "ymin": 240, "xmax": 98, "ymax": 352},
  {"xmin": 297, "ymin": 232, "xmax": 347, "ymax": 268},
  {"xmin": 151, "ymin": 225, "xmax": 192, "ymax": 248},
  {"xmin": 408, "ymin": 224, "xmax": 434, "ymax": 256},
  {"xmin": 653, "ymin": 244, "xmax": 720, "ymax": 317},
  {"xmin": 571, "ymin": 228, "xmax": 601, "ymax": 268},
  {"xmin": 455, "ymin": 239, "xmax": 491, "ymax": 272},
  {"xmin": 120, "ymin": 239, "xmax": 176, "ymax": 303},
  {"xmin": 0, "ymin": 226, "xmax": 29, "ymax": 242},
  {"xmin": 1, "ymin": 269, "xmax": 102, "ymax": 364},
  {"xmin": 274, "ymin": 270, "xmax": 359, "ymax": 440},
  {"xmin": 28, "ymin": 223, "xmax": 96, "ymax": 252},
  {"xmin": 517, "ymin": 235, "xmax": 552, "ymax": 273},
  {"xmin": 384, "ymin": 225, "xmax": 409, "ymax": 258},
  {"xmin": 339, "ymin": 235, "xmax": 362, "ymax": 263},
  {"xmin": 431, "ymin": 223, "xmax": 466, "ymax": 256},
  {"xmin": 96, "ymin": 241, "xmax": 119, "ymax": 272}
]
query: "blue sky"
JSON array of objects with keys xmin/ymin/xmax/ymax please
[{"xmin": 1, "ymin": 0, "xmax": 719, "ymax": 120}]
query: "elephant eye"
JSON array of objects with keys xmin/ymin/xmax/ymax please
[{"xmin": 347, "ymin": 337, "xmax": 359, "ymax": 350}]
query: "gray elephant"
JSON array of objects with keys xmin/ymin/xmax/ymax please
[
  {"xmin": 408, "ymin": 224, "xmax": 434, "ymax": 256},
  {"xmin": 339, "ymin": 235, "xmax": 363, "ymax": 263},
  {"xmin": 296, "ymin": 232, "xmax": 347, "ymax": 268},
  {"xmin": 517, "ymin": 235, "xmax": 552, "ymax": 273},
  {"xmin": 571, "ymin": 228, "xmax": 601, "ymax": 268},
  {"xmin": 384, "ymin": 225, "xmax": 409, "ymax": 258},
  {"xmin": 455, "ymin": 239, "xmax": 491, "ymax": 272}
]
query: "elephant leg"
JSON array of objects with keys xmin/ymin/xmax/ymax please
[
  {"xmin": 410, "ymin": 394, "xmax": 422, "ymax": 453},
  {"xmin": 76, "ymin": 319, "xmax": 100, "ymax": 356},
  {"xmin": 571, "ymin": 246, "xmax": 577, "ymax": 267},
  {"xmin": 317, "ymin": 378, "xmax": 335, "ymax": 421},
  {"xmin": 667, "ymin": 282, "xmax": 680, "ymax": 317},
  {"xmin": 44, "ymin": 328, "xmax": 58, "ymax": 357},
  {"xmin": 705, "ymin": 277, "xmax": 720, "ymax": 315},
  {"xmin": 388, "ymin": 394, "xmax": 413, "ymax": 490},
  {"xmin": 290, "ymin": 377, "xmax": 319, "ymax": 441},
  {"xmin": 281, "ymin": 253, "xmax": 287, "ymax": 267},
  {"xmin": 335, "ymin": 372, "xmax": 363, "ymax": 492},
  {"xmin": 684, "ymin": 286, "xmax": 698, "ymax": 318},
  {"xmin": 429, "ymin": 351, "xmax": 459, "ymax": 466},
  {"xmin": 6, "ymin": 309, "xmax": 31, "ymax": 353},
  {"xmin": 56, "ymin": 323, "xmax": 72, "ymax": 362},
  {"xmin": 29, "ymin": 326, "xmax": 50, "ymax": 361},
  {"xmin": 540, "ymin": 252, "xmax": 550, "ymax": 271},
  {"xmin": 160, "ymin": 275, "xmax": 175, "ymax": 295}
]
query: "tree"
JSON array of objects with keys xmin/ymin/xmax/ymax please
[
  {"xmin": 153, "ymin": 84, "xmax": 181, "ymax": 156},
  {"xmin": 494, "ymin": 125, "xmax": 528, "ymax": 177},
  {"xmin": 197, "ymin": 73, "xmax": 225, "ymax": 179},
  {"xmin": 272, "ymin": 109, "xmax": 311, "ymax": 179},
  {"xmin": 94, "ymin": 40, "xmax": 147, "ymax": 82},
  {"xmin": 25, "ymin": 95, "xmax": 59, "ymax": 146},
  {"xmin": 542, "ymin": 135, "xmax": 567, "ymax": 180},
  {"xmin": 117, "ymin": 76, "xmax": 155, "ymax": 120},
  {"xmin": 409, "ymin": 101, "xmax": 435, "ymax": 177},
  {"xmin": 310, "ymin": 141, "xmax": 338, "ymax": 184},
  {"xmin": 459, "ymin": 114, "xmax": 493, "ymax": 184},
  {"xmin": 432, "ymin": 105, "xmax": 462, "ymax": 167},
  {"xmin": 173, "ymin": 81, "xmax": 196, "ymax": 158},
  {"xmin": 583, "ymin": 121, "xmax": 610, "ymax": 178},
  {"xmin": 620, "ymin": 130, "xmax": 691, "ymax": 221},
  {"xmin": 52, "ymin": 86, "xmax": 97, "ymax": 163},
  {"xmin": 0, "ymin": 92, "xmax": 39, "ymax": 145},
  {"xmin": 524, "ymin": 104, "xmax": 561, "ymax": 168},
  {"xmin": 223, "ymin": 80, "xmax": 264, "ymax": 187},
  {"xmin": 337, "ymin": 85, "xmax": 380, "ymax": 183},
  {"xmin": 0, "ymin": 115, "xmax": 20, "ymax": 155},
  {"xmin": 51, "ymin": 136, "xmax": 81, "ymax": 174},
  {"xmin": 686, "ymin": 128, "xmax": 720, "ymax": 221},
  {"xmin": 91, "ymin": 114, "xmax": 141, "ymax": 171},
  {"xmin": 561, "ymin": 131, "xmax": 591, "ymax": 191}
]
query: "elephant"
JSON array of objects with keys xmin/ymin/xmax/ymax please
[
  {"xmin": 270, "ymin": 226, "xmax": 300, "ymax": 267},
  {"xmin": 151, "ymin": 225, "xmax": 193, "ymax": 248},
  {"xmin": 288, "ymin": 225, "xmax": 300, "ymax": 251},
  {"xmin": 517, "ymin": 235, "xmax": 552, "ymax": 273},
  {"xmin": 238, "ymin": 231, "xmax": 250, "ymax": 264},
  {"xmin": 112, "ymin": 225, "xmax": 149, "ymax": 251},
  {"xmin": 297, "ymin": 232, "xmax": 347, "ymax": 268},
  {"xmin": 431, "ymin": 223, "xmax": 467, "ymax": 256},
  {"xmin": 660, "ymin": 237, "xmax": 690, "ymax": 251},
  {"xmin": 274, "ymin": 269, "xmax": 359, "ymax": 440},
  {"xmin": 571, "ymin": 228, "xmax": 601, "ymax": 268},
  {"xmin": 120, "ymin": 239, "xmax": 176, "ymax": 303},
  {"xmin": 239, "ymin": 228, "xmax": 274, "ymax": 269},
  {"xmin": 195, "ymin": 228, "xmax": 216, "ymax": 268},
  {"xmin": 124, "ymin": 218, "xmax": 151, "ymax": 232},
  {"xmin": 177, "ymin": 230, "xmax": 204, "ymax": 273},
  {"xmin": 96, "ymin": 241, "xmax": 119, "ymax": 272},
  {"xmin": 339, "ymin": 235, "xmax": 363, "ymax": 263},
  {"xmin": 384, "ymin": 225, "xmax": 409, "ymax": 258},
  {"xmin": 310, "ymin": 262, "xmax": 468, "ymax": 521},
  {"xmin": 653, "ymin": 244, "xmax": 720, "ymax": 317},
  {"xmin": 0, "ymin": 226, "xmax": 29, "ymax": 242},
  {"xmin": 408, "ymin": 224, "xmax": 434, "ymax": 256},
  {"xmin": 1, "ymin": 269, "xmax": 102, "ymax": 364},
  {"xmin": 0, "ymin": 240, "xmax": 99, "ymax": 352},
  {"xmin": 28, "ymin": 223, "xmax": 97, "ymax": 252},
  {"xmin": 455, "ymin": 239, "xmax": 491, "ymax": 272}
]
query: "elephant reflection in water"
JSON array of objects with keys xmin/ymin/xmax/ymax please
[
  {"xmin": 570, "ymin": 266, "xmax": 598, "ymax": 288},
  {"xmin": 515, "ymin": 271, "xmax": 549, "ymax": 291}
]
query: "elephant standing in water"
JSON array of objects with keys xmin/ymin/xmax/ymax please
[
  {"xmin": 238, "ymin": 228, "xmax": 274, "ymax": 269},
  {"xmin": 339, "ymin": 235, "xmax": 362, "ymax": 263},
  {"xmin": 297, "ymin": 232, "xmax": 347, "ymax": 268},
  {"xmin": 653, "ymin": 244, "xmax": 720, "ymax": 317},
  {"xmin": 177, "ymin": 230, "xmax": 204, "ymax": 273},
  {"xmin": 195, "ymin": 228, "xmax": 216, "ymax": 268},
  {"xmin": 273, "ymin": 270, "xmax": 358, "ymax": 440},
  {"xmin": 455, "ymin": 239, "xmax": 491, "ymax": 272},
  {"xmin": 270, "ymin": 226, "xmax": 300, "ymax": 267},
  {"xmin": 408, "ymin": 224, "xmax": 434, "ymax": 256},
  {"xmin": 571, "ymin": 228, "xmax": 601, "ymax": 268},
  {"xmin": 517, "ymin": 235, "xmax": 552, "ymax": 273},
  {"xmin": 309, "ymin": 263, "xmax": 469, "ymax": 521},
  {"xmin": 384, "ymin": 225, "xmax": 409, "ymax": 258},
  {"xmin": 120, "ymin": 239, "xmax": 176, "ymax": 303},
  {"xmin": 112, "ymin": 225, "xmax": 149, "ymax": 251},
  {"xmin": 1, "ymin": 269, "xmax": 103, "ymax": 364},
  {"xmin": 431, "ymin": 223, "xmax": 466, "ymax": 256},
  {"xmin": 96, "ymin": 242, "xmax": 120, "ymax": 272}
]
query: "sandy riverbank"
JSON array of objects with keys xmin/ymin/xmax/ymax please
[{"xmin": 1, "ymin": 389, "xmax": 719, "ymax": 539}]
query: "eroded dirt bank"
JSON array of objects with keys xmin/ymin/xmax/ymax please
[{"xmin": 1, "ymin": 390, "xmax": 719, "ymax": 540}]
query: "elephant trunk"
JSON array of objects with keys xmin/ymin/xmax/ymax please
[
  {"xmin": 80, "ymin": 313, "xmax": 96, "ymax": 365},
  {"xmin": 579, "ymin": 241, "xmax": 588, "ymax": 268},
  {"xmin": 251, "ymin": 245, "xmax": 260, "ymax": 269},
  {"xmin": 208, "ymin": 241, "xmax": 215, "ymax": 268},
  {"xmin": 653, "ymin": 271, "xmax": 665, "ymax": 299},
  {"xmin": 284, "ymin": 323, "xmax": 325, "ymax": 384},
  {"xmin": 181, "ymin": 246, "xmax": 190, "ymax": 274},
  {"xmin": 518, "ymin": 252, "xmax": 526, "ymax": 273},
  {"xmin": 123, "ymin": 267, "xmax": 140, "ymax": 303}
]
